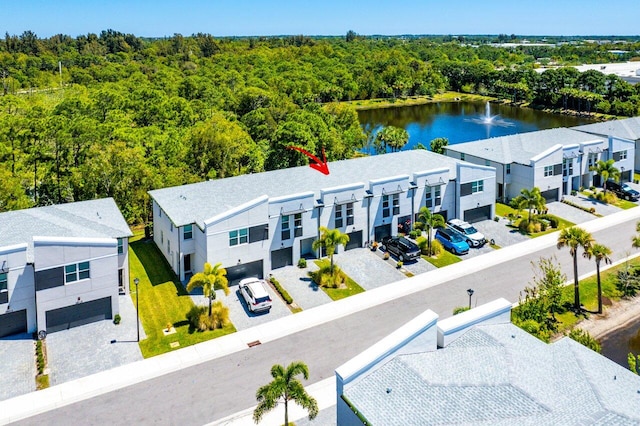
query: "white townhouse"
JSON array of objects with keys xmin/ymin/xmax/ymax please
[
  {"xmin": 445, "ymin": 127, "xmax": 635, "ymax": 202},
  {"xmin": 149, "ymin": 150, "xmax": 496, "ymax": 284},
  {"xmin": 0, "ymin": 198, "xmax": 132, "ymax": 338},
  {"xmin": 573, "ymin": 116, "xmax": 640, "ymax": 176}
]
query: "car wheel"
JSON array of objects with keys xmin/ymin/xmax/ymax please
[
  {"xmin": 380, "ymin": 244, "xmax": 386, "ymax": 251},
  {"xmin": 399, "ymin": 254, "xmax": 404, "ymax": 262},
  {"xmin": 626, "ymin": 195, "xmax": 630, "ymax": 201}
]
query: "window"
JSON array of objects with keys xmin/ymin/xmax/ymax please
[
  {"xmin": 117, "ymin": 238, "xmax": 124, "ymax": 254},
  {"xmin": 506, "ymin": 164, "xmax": 511, "ymax": 175},
  {"xmin": 346, "ymin": 203, "xmax": 354, "ymax": 226},
  {"xmin": 184, "ymin": 224, "xmax": 193, "ymax": 240},
  {"xmin": 382, "ymin": 195, "xmax": 390, "ymax": 218},
  {"xmin": 294, "ymin": 213, "xmax": 303, "ymax": 237},
  {"xmin": 281, "ymin": 215, "xmax": 290, "ymax": 240},
  {"xmin": 392, "ymin": 194, "xmax": 400, "ymax": 215},
  {"xmin": 65, "ymin": 261, "xmax": 90, "ymax": 283},
  {"xmin": 170, "ymin": 223, "xmax": 173, "ymax": 233},
  {"xmin": 485, "ymin": 159, "xmax": 491, "ymax": 166},
  {"xmin": 229, "ymin": 228, "xmax": 249, "ymax": 246},
  {"xmin": 425, "ymin": 186, "xmax": 433, "ymax": 208},
  {"xmin": 161, "ymin": 230, "xmax": 164, "ymax": 244},
  {"xmin": 619, "ymin": 150, "xmax": 628, "ymax": 160},
  {"xmin": 471, "ymin": 180, "xmax": 484, "ymax": 193},
  {"xmin": 159, "ymin": 208, "xmax": 162, "ymax": 218},
  {"xmin": 563, "ymin": 158, "xmax": 573, "ymax": 176},
  {"xmin": 544, "ymin": 165, "xmax": 553, "ymax": 177},
  {"xmin": 588, "ymin": 153, "xmax": 597, "ymax": 169},
  {"xmin": 460, "ymin": 153, "xmax": 465, "ymax": 161},
  {"xmin": 0, "ymin": 272, "xmax": 7, "ymax": 293},
  {"xmin": 335, "ymin": 205, "xmax": 343, "ymax": 228},
  {"xmin": 168, "ymin": 239, "xmax": 171, "ymax": 254},
  {"xmin": 434, "ymin": 186, "xmax": 441, "ymax": 206}
]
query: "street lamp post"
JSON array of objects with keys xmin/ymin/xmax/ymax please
[
  {"xmin": 134, "ymin": 278, "xmax": 140, "ymax": 342},
  {"xmin": 467, "ymin": 288, "xmax": 474, "ymax": 309}
]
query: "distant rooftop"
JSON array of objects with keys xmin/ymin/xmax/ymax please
[
  {"xmin": 573, "ymin": 116, "xmax": 640, "ymax": 141},
  {"xmin": 149, "ymin": 150, "xmax": 470, "ymax": 228},
  {"xmin": 536, "ymin": 62, "xmax": 640, "ymax": 84},
  {"xmin": 345, "ymin": 323, "xmax": 640, "ymax": 425},
  {"xmin": 0, "ymin": 198, "xmax": 132, "ymax": 255},
  {"xmin": 445, "ymin": 127, "xmax": 605, "ymax": 164}
]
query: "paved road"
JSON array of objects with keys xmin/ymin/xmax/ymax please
[{"xmin": 16, "ymin": 215, "xmax": 640, "ymax": 426}]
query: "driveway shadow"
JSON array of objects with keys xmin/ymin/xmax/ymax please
[{"xmin": 235, "ymin": 289, "xmax": 271, "ymax": 317}]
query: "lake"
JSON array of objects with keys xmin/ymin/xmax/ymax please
[
  {"xmin": 599, "ymin": 318, "xmax": 640, "ymax": 368},
  {"xmin": 357, "ymin": 101, "xmax": 596, "ymax": 153}
]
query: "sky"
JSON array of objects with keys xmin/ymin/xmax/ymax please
[{"xmin": 1, "ymin": 0, "xmax": 638, "ymax": 38}]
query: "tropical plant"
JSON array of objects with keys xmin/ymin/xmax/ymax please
[
  {"xmin": 186, "ymin": 302, "xmax": 230, "ymax": 331},
  {"xmin": 429, "ymin": 137, "xmax": 449, "ymax": 154},
  {"xmin": 253, "ymin": 361, "xmax": 319, "ymax": 426},
  {"xmin": 568, "ymin": 328, "xmax": 601, "ymax": 353},
  {"xmin": 375, "ymin": 125, "xmax": 409, "ymax": 153},
  {"xmin": 510, "ymin": 187, "xmax": 545, "ymax": 223},
  {"xmin": 583, "ymin": 243, "xmax": 612, "ymax": 314},
  {"xmin": 590, "ymin": 159, "xmax": 619, "ymax": 193},
  {"xmin": 557, "ymin": 227, "xmax": 594, "ymax": 312},
  {"xmin": 417, "ymin": 206, "xmax": 445, "ymax": 256},
  {"xmin": 186, "ymin": 262, "xmax": 230, "ymax": 316},
  {"xmin": 629, "ymin": 353, "xmax": 640, "ymax": 375},
  {"xmin": 312, "ymin": 226, "xmax": 349, "ymax": 274}
]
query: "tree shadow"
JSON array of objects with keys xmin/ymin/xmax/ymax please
[{"xmin": 131, "ymin": 240, "xmax": 188, "ymax": 296}]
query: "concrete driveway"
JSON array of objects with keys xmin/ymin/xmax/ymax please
[
  {"xmin": 270, "ymin": 263, "xmax": 333, "ymax": 311},
  {"xmin": 473, "ymin": 218, "xmax": 529, "ymax": 249},
  {"xmin": 334, "ymin": 248, "xmax": 408, "ymax": 290},
  {"xmin": 0, "ymin": 333, "xmax": 36, "ymax": 401}
]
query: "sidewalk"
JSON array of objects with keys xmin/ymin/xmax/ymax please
[{"xmin": 2, "ymin": 207, "xmax": 640, "ymax": 425}]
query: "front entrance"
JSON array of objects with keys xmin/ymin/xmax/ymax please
[
  {"xmin": 0, "ymin": 309, "xmax": 27, "ymax": 338},
  {"xmin": 300, "ymin": 238, "xmax": 316, "ymax": 258},
  {"xmin": 45, "ymin": 297, "xmax": 112, "ymax": 333},
  {"xmin": 118, "ymin": 269, "xmax": 125, "ymax": 294},
  {"xmin": 183, "ymin": 254, "xmax": 192, "ymax": 274}
]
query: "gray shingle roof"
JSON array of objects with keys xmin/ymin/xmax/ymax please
[
  {"xmin": 446, "ymin": 128, "xmax": 605, "ymax": 165},
  {"xmin": 0, "ymin": 198, "xmax": 132, "ymax": 250},
  {"xmin": 573, "ymin": 116, "xmax": 640, "ymax": 141},
  {"xmin": 149, "ymin": 150, "xmax": 468, "ymax": 228},
  {"xmin": 344, "ymin": 323, "xmax": 640, "ymax": 425}
]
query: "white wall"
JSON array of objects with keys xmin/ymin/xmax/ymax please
[
  {"xmin": 33, "ymin": 237, "xmax": 119, "ymax": 332},
  {"xmin": 457, "ymin": 163, "xmax": 497, "ymax": 219},
  {"xmin": 530, "ymin": 149, "xmax": 563, "ymax": 200},
  {"xmin": 319, "ymin": 183, "xmax": 367, "ymax": 253},
  {"xmin": 269, "ymin": 191, "xmax": 317, "ymax": 264},
  {"xmin": 152, "ymin": 200, "xmax": 179, "ymax": 275},
  {"xmin": 0, "ymin": 244, "xmax": 36, "ymax": 333}
]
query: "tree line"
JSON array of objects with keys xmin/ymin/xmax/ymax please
[{"xmin": 1, "ymin": 31, "xmax": 640, "ymax": 222}]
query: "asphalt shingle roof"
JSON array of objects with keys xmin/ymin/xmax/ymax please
[
  {"xmin": 344, "ymin": 323, "xmax": 640, "ymax": 425},
  {"xmin": 0, "ymin": 198, "xmax": 132, "ymax": 251},
  {"xmin": 446, "ymin": 128, "xmax": 605, "ymax": 165},
  {"xmin": 149, "ymin": 150, "xmax": 468, "ymax": 228},
  {"xmin": 573, "ymin": 116, "xmax": 640, "ymax": 141}
]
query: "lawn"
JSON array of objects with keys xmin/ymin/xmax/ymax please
[
  {"xmin": 312, "ymin": 259, "xmax": 365, "ymax": 301},
  {"xmin": 130, "ymin": 240, "xmax": 236, "ymax": 358},
  {"xmin": 495, "ymin": 202, "xmax": 574, "ymax": 238},
  {"xmin": 344, "ymin": 92, "xmax": 493, "ymax": 110},
  {"xmin": 423, "ymin": 250, "xmax": 462, "ymax": 268}
]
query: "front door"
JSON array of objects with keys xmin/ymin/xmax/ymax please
[{"xmin": 184, "ymin": 254, "xmax": 192, "ymax": 274}]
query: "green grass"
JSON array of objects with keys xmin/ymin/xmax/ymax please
[
  {"xmin": 130, "ymin": 240, "xmax": 236, "ymax": 358},
  {"xmin": 495, "ymin": 202, "xmax": 519, "ymax": 217},
  {"xmin": 423, "ymin": 250, "xmax": 462, "ymax": 268},
  {"xmin": 614, "ymin": 198, "xmax": 638, "ymax": 210},
  {"xmin": 312, "ymin": 259, "xmax": 365, "ymax": 301},
  {"xmin": 344, "ymin": 92, "xmax": 493, "ymax": 110},
  {"xmin": 36, "ymin": 374, "xmax": 50, "ymax": 390}
]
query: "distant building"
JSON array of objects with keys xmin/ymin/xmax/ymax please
[
  {"xmin": 445, "ymin": 127, "xmax": 634, "ymax": 202},
  {"xmin": 336, "ymin": 299, "xmax": 640, "ymax": 425},
  {"xmin": 149, "ymin": 151, "xmax": 495, "ymax": 283},
  {"xmin": 573, "ymin": 117, "xmax": 640, "ymax": 174},
  {"xmin": 0, "ymin": 198, "xmax": 131, "ymax": 338}
]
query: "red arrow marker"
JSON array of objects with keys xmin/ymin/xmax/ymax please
[{"xmin": 287, "ymin": 146, "xmax": 330, "ymax": 175}]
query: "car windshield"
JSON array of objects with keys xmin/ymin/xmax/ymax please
[
  {"xmin": 463, "ymin": 226, "xmax": 478, "ymax": 234},
  {"xmin": 449, "ymin": 232, "xmax": 464, "ymax": 242}
]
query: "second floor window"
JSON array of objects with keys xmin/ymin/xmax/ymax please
[
  {"xmin": 471, "ymin": 180, "xmax": 484, "ymax": 193},
  {"xmin": 563, "ymin": 158, "xmax": 573, "ymax": 176},
  {"xmin": 382, "ymin": 195, "xmax": 390, "ymax": 218},
  {"xmin": 117, "ymin": 238, "xmax": 124, "ymax": 254},
  {"xmin": 506, "ymin": 164, "xmax": 511, "ymax": 175},
  {"xmin": 392, "ymin": 194, "xmax": 400, "ymax": 215},
  {"xmin": 0, "ymin": 272, "xmax": 7, "ymax": 293},
  {"xmin": 184, "ymin": 224, "xmax": 193, "ymax": 240},
  {"xmin": 425, "ymin": 187, "xmax": 433, "ymax": 208},
  {"xmin": 65, "ymin": 261, "xmax": 90, "ymax": 284},
  {"xmin": 281, "ymin": 215, "xmax": 290, "ymax": 240},
  {"xmin": 335, "ymin": 205, "xmax": 343, "ymax": 228},
  {"xmin": 346, "ymin": 203, "xmax": 354, "ymax": 226},
  {"xmin": 294, "ymin": 213, "xmax": 303, "ymax": 237},
  {"xmin": 544, "ymin": 165, "xmax": 553, "ymax": 177},
  {"xmin": 434, "ymin": 187, "xmax": 441, "ymax": 206},
  {"xmin": 229, "ymin": 228, "xmax": 248, "ymax": 246}
]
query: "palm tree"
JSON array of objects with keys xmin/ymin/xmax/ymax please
[
  {"xmin": 583, "ymin": 243, "xmax": 612, "ymax": 314},
  {"xmin": 253, "ymin": 361, "xmax": 319, "ymax": 426},
  {"xmin": 590, "ymin": 159, "xmax": 620, "ymax": 193},
  {"xmin": 186, "ymin": 262, "xmax": 230, "ymax": 316},
  {"xmin": 312, "ymin": 226, "xmax": 349, "ymax": 274},
  {"xmin": 557, "ymin": 227, "xmax": 594, "ymax": 312},
  {"xmin": 417, "ymin": 206, "xmax": 445, "ymax": 255},
  {"xmin": 510, "ymin": 187, "xmax": 545, "ymax": 223}
]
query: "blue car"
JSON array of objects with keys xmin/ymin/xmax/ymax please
[{"xmin": 435, "ymin": 228, "xmax": 470, "ymax": 255}]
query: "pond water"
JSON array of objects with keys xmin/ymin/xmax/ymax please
[
  {"xmin": 599, "ymin": 318, "xmax": 640, "ymax": 368},
  {"xmin": 357, "ymin": 101, "xmax": 596, "ymax": 153}
]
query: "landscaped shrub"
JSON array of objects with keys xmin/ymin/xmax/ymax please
[
  {"xmin": 113, "ymin": 314, "xmax": 121, "ymax": 325},
  {"xmin": 309, "ymin": 264, "xmax": 346, "ymax": 288},
  {"xmin": 186, "ymin": 302, "xmax": 230, "ymax": 332},
  {"xmin": 413, "ymin": 221, "xmax": 424, "ymax": 231},
  {"xmin": 270, "ymin": 276, "xmax": 293, "ymax": 304},
  {"xmin": 396, "ymin": 261, "xmax": 403, "ymax": 269},
  {"xmin": 616, "ymin": 264, "xmax": 640, "ymax": 297},
  {"xmin": 35, "ymin": 340, "xmax": 45, "ymax": 374},
  {"xmin": 409, "ymin": 230, "xmax": 421, "ymax": 239},
  {"xmin": 453, "ymin": 306, "xmax": 470, "ymax": 315},
  {"xmin": 297, "ymin": 258, "xmax": 307, "ymax": 268},
  {"xmin": 533, "ymin": 222, "xmax": 542, "ymax": 233},
  {"xmin": 568, "ymin": 328, "xmax": 601, "ymax": 353}
]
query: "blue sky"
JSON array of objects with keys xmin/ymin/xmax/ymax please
[{"xmin": 1, "ymin": 0, "xmax": 638, "ymax": 38}]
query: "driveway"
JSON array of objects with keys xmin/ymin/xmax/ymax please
[
  {"xmin": 561, "ymin": 194, "xmax": 623, "ymax": 217},
  {"xmin": 271, "ymin": 263, "xmax": 332, "ymax": 311},
  {"xmin": 46, "ymin": 295, "xmax": 144, "ymax": 386},
  {"xmin": 0, "ymin": 333, "xmax": 36, "ymax": 401},
  {"xmin": 334, "ymin": 248, "xmax": 408, "ymax": 290},
  {"xmin": 473, "ymin": 218, "xmax": 529, "ymax": 249}
]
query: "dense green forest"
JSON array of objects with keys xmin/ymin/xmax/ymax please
[{"xmin": 1, "ymin": 31, "xmax": 640, "ymax": 223}]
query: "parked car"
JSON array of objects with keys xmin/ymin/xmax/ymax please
[
  {"xmin": 605, "ymin": 180, "xmax": 640, "ymax": 201},
  {"xmin": 380, "ymin": 236, "xmax": 421, "ymax": 261},
  {"xmin": 435, "ymin": 228, "xmax": 470, "ymax": 255},
  {"xmin": 447, "ymin": 218, "xmax": 486, "ymax": 247},
  {"xmin": 239, "ymin": 278, "xmax": 272, "ymax": 313}
]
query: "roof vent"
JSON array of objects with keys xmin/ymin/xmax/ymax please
[{"xmin": 386, "ymin": 387, "xmax": 392, "ymax": 394}]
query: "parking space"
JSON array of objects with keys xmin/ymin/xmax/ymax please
[
  {"xmin": 211, "ymin": 281, "xmax": 291, "ymax": 332},
  {"xmin": 0, "ymin": 333, "xmax": 36, "ymax": 401},
  {"xmin": 473, "ymin": 218, "xmax": 530, "ymax": 248},
  {"xmin": 333, "ymin": 248, "xmax": 407, "ymax": 290},
  {"xmin": 271, "ymin": 263, "xmax": 333, "ymax": 310},
  {"xmin": 46, "ymin": 295, "xmax": 144, "ymax": 386}
]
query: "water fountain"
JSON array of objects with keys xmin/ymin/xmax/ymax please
[{"xmin": 466, "ymin": 102, "xmax": 514, "ymax": 128}]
